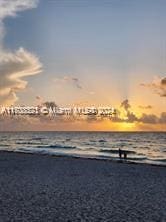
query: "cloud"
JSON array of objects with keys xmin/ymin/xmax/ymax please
[
  {"xmin": 126, "ymin": 111, "xmax": 138, "ymax": 123},
  {"xmin": 0, "ymin": 0, "xmax": 38, "ymax": 19},
  {"xmin": 0, "ymin": 48, "xmax": 42, "ymax": 105},
  {"xmin": 120, "ymin": 99, "xmax": 131, "ymax": 111},
  {"xmin": 70, "ymin": 77, "xmax": 82, "ymax": 89},
  {"xmin": 0, "ymin": 0, "xmax": 42, "ymax": 105},
  {"xmin": 35, "ymin": 95, "xmax": 44, "ymax": 105},
  {"xmin": 141, "ymin": 76, "xmax": 166, "ymax": 97},
  {"xmin": 138, "ymin": 112, "xmax": 166, "ymax": 124},
  {"xmin": 139, "ymin": 113, "xmax": 158, "ymax": 124},
  {"xmin": 119, "ymin": 99, "xmax": 137, "ymax": 122},
  {"xmin": 0, "ymin": 0, "xmax": 38, "ymax": 46},
  {"xmin": 36, "ymin": 95, "xmax": 42, "ymax": 100},
  {"xmin": 54, "ymin": 76, "xmax": 96, "ymax": 96},
  {"xmin": 54, "ymin": 76, "xmax": 83, "ymax": 90},
  {"xmin": 159, "ymin": 112, "xmax": 166, "ymax": 124},
  {"xmin": 138, "ymin": 105, "xmax": 152, "ymax": 109},
  {"xmin": 114, "ymin": 99, "xmax": 166, "ymax": 124}
]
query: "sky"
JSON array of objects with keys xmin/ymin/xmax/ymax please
[{"xmin": 0, "ymin": 0, "xmax": 166, "ymax": 131}]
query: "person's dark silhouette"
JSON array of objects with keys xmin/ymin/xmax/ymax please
[
  {"xmin": 124, "ymin": 151, "xmax": 127, "ymax": 160},
  {"xmin": 118, "ymin": 148, "xmax": 122, "ymax": 159}
]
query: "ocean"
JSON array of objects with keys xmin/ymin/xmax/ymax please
[{"xmin": 0, "ymin": 132, "xmax": 165, "ymax": 166}]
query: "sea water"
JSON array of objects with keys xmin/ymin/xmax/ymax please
[{"xmin": 0, "ymin": 132, "xmax": 165, "ymax": 166}]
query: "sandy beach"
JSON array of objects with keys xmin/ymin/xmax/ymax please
[{"xmin": 0, "ymin": 151, "xmax": 165, "ymax": 222}]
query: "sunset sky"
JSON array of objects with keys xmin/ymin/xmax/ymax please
[{"xmin": 0, "ymin": 0, "xmax": 165, "ymax": 131}]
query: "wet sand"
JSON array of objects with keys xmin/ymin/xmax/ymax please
[{"xmin": 0, "ymin": 151, "xmax": 165, "ymax": 222}]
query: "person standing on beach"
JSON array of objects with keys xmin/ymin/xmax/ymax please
[
  {"xmin": 124, "ymin": 151, "xmax": 127, "ymax": 160},
  {"xmin": 118, "ymin": 148, "xmax": 122, "ymax": 159}
]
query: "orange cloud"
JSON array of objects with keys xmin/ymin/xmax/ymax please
[{"xmin": 141, "ymin": 76, "xmax": 166, "ymax": 97}]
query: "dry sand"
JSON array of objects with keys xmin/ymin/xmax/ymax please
[{"xmin": 0, "ymin": 151, "xmax": 165, "ymax": 222}]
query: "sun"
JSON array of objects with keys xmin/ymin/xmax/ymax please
[{"xmin": 118, "ymin": 122, "xmax": 136, "ymax": 131}]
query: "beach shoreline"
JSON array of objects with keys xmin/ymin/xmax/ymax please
[
  {"xmin": 0, "ymin": 131, "xmax": 165, "ymax": 166},
  {"xmin": 0, "ymin": 150, "xmax": 166, "ymax": 221},
  {"xmin": 0, "ymin": 150, "xmax": 165, "ymax": 168}
]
